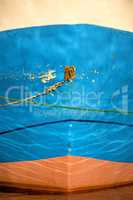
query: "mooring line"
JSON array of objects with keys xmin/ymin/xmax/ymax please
[{"xmin": 0, "ymin": 96, "xmax": 133, "ymax": 115}]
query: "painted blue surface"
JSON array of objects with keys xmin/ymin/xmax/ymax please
[{"xmin": 0, "ymin": 24, "xmax": 133, "ymax": 163}]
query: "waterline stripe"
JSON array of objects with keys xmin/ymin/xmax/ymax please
[{"xmin": 0, "ymin": 119, "xmax": 133, "ymax": 136}]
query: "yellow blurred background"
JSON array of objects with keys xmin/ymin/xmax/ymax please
[{"xmin": 0, "ymin": 0, "xmax": 133, "ymax": 32}]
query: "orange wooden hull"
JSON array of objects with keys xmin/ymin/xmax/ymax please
[{"xmin": 0, "ymin": 156, "xmax": 133, "ymax": 192}]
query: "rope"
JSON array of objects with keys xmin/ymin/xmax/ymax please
[{"xmin": 0, "ymin": 96, "xmax": 133, "ymax": 115}]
